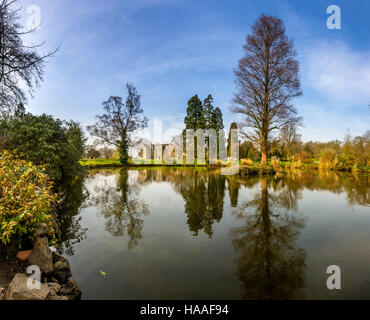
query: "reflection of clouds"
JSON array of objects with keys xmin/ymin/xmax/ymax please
[{"xmin": 86, "ymin": 170, "xmax": 149, "ymax": 249}]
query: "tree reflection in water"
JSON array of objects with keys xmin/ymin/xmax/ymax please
[
  {"xmin": 57, "ymin": 166, "xmax": 369, "ymax": 275},
  {"xmin": 88, "ymin": 169, "xmax": 149, "ymax": 249},
  {"xmin": 179, "ymin": 170, "xmax": 225, "ymax": 237},
  {"xmin": 137, "ymin": 168, "xmax": 226, "ymax": 237},
  {"xmin": 57, "ymin": 172, "xmax": 89, "ymax": 256},
  {"xmin": 231, "ymin": 177, "xmax": 306, "ymax": 299}
]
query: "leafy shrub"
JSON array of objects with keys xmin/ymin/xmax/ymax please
[
  {"xmin": 318, "ymin": 150, "xmax": 345, "ymax": 170},
  {"xmin": 0, "ymin": 113, "xmax": 85, "ymax": 182},
  {"xmin": 270, "ymin": 156, "xmax": 281, "ymax": 171},
  {"xmin": 241, "ymin": 158, "xmax": 253, "ymax": 166},
  {"xmin": 292, "ymin": 151, "xmax": 312, "ymax": 163},
  {"xmin": 0, "ymin": 151, "xmax": 58, "ymax": 247},
  {"xmin": 291, "ymin": 160, "xmax": 303, "ymax": 170}
]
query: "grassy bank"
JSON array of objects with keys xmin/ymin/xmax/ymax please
[{"xmin": 79, "ymin": 158, "xmax": 370, "ymax": 174}]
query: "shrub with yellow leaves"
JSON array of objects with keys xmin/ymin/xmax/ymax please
[
  {"xmin": 0, "ymin": 151, "xmax": 58, "ymax": 248},
  {"xmin": 270, "ymin": 156, "xmax": 281, "ymax": 171},
  {"xmin": 241, "ymin": 158, "xmax": 253, "ymax": 166}
]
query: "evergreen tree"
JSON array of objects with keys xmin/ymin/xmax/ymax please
[
  {"xmin": 201, "ymin": 95, "xmax": 214, "ymax": 130},
  {"xmin": 184, "ymin": 95, "xmax": 203, "ymax": 130},
  {"xmin": 211, "ymin": 107, "xmax": 224, "ymax": 132}
]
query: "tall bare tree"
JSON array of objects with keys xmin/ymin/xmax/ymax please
[
  {"xmin": 231, "ymin": 14, "xmax": 302, "ymax": 164},
  {"xmin": 87, "ymin": 83, "xmax": 148, "ymax": 164},
  {"xmin": 0, "ymin": 0, "xmax": 57, "ymax": 115}
]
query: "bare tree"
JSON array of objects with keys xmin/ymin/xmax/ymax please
[
  {"xmin": 87, "ymin": 83, "xmax": 148, "ymax": 164},
  {"xmin": 0, "ymin": 0, "xmax": 58, "ymax": 115},
  {"xmin": 231, "ymin": 14, "xmax": 302, "ymax": 164},
  {"xmin": 279, "ymin": 122, "xmax": 301, "ymax": 159}
]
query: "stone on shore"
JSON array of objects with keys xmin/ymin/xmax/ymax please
[
  {"xmin": 47, "ymin": 294, "xmax": 69, "ymax": 300},
  {"xmin": 28, "ymin": 237, "xmax": 53, "ymax": 274},
  {"xmin": 5, "ymin": 274, "xmax": 50, "ymax": 300},
  {"xmin": 59, "ymin": 279, "xmax": 81, "ymax": 300},
  {"xmin": 16, "ymin": 250, "xmax": 32, "ymax": 263},
  {"xmin": 52, "ymin": 251, "xmax": 69, "ymax": 264},
  {"xmin": 52, "ymin": 253, "xmax": 72, "ymax": 284},
  {"xmin": 37, "ymin": 223, "xmax": 49, "ymax": 237}
]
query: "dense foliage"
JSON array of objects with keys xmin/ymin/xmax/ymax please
[
  {"xmin": 0, "ymin": 113, "xmax": 85, "ymax": 182},
  {"xmin": 0, "ymin": 151, "xmax": 58, "ymax": 249},
  {"xmin": 184, "ymin": 94, "xmax": 224, "ymax": 132}
]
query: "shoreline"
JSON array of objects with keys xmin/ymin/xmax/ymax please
[{"xmin": 79, "ymin": 160, "xmax": 370, "ymax": 174}]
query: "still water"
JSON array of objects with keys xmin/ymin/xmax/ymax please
[{"xmin": 57, "ymin": 168, "xmax": 370, "ymax": 299}]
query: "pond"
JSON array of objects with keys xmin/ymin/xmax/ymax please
[{"xmin": 57, "ymin": 168, "xmax": 370, "ymax": 299}]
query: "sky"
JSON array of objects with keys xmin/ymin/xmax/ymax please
[{"xmin": 17, "ymin": 0, "xmax": 370, "ymax": 143}]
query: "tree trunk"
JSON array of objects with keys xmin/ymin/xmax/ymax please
[
  {"xmin": 119, "ymin": 137, "xmax": 129, "ymax": 165},
  {"xmin": 260, "ymin": 138, "xmax": 268, "ymax": 165}
]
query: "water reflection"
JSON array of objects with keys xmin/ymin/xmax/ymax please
[
  {"xmin": 57, "ymin": 168, "xmax": 370, "ymax": 299},
  {"xmin": 57, "ymin": 173, "xmax": 89, "ymax": 255},
  {"xmin": 177, "ymin": 171, "xmax": 225, "ymax": 237},
  {"xmin": 137, "ymin": 168, "xmax": 226, "ymax": 237},
  {"xmin": 87, "ymin": 169, "xmax": 149, "ymax": 249},
  {"xmin": 231, "ymin": 177, "xmax": 306, "ymax": 299}
]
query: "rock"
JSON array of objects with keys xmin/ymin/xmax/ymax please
[
  {"xmin": 54, "ymin": 260, "xmax": 71, "ymax": 273},
  {"xmin": 0, "ymin": 287, "xmax": 5, "ymax": 300},
  {"xmin": 52, "ymin": 251, "xmax": 69, "ymax": 264},
  {"xmin": 52, "ymin": 254, "xmax": 72, "ymax": 284},
  {"xmin": 46, "ymin": 282, "xmax": 61, "ymax": 295},
  {"xmin": 28, "ymin": 237, "xmax": 53, "ymax": 274},
  {"xmin": 46, "ymin": 282, "xmax": 69, "ymax": 300},
  {"xmin": 5, "ymin": 274, "xmax": 50, "ymax": 300},
  {"xmin": 16, "ymin": 250, "xmax": 32, "ymax": 263},
  {"xmin": 37, "ymin": 223, "xmax": 49, "ymax": 237},
  {"xmin": 59, "ymin": 279, "xmax": 81, "ymax": 300},
  {"xmin": 47, "ymin": 295, "xmax": 69, "ymax": 300},
  {"xmin": 53, "ymin": 271, "xmax": 70, "ymax": 284}
]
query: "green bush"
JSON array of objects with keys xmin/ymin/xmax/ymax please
[
  {"xmin": 0, "ymin": 151, "xmax": 58, "ymax": 248},
  {"xmin": 0, "ymin": 113, "xmax": 85, "ymax": 182}
]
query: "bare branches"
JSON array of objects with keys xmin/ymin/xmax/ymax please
[
  {"xmin": 87, "ymin": 83, "xmax": 148, "ymax": 163},
  {"xmin": 0, "ymin": 0, "xmax": 58, "ymax": 115},
  {"xmin": 230, "ymin": 14, "xmax": 302, "ymax": 164}
]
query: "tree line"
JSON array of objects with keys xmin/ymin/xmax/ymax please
[{"xmin": 0, "ymin": 0, "xmax": 368, "ymax": 170}]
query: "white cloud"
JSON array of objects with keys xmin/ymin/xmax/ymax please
[{"xmin": 303, "ymin": 41, "xmax": 370, "ymax": 105}]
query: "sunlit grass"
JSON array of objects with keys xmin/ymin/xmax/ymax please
[{"xmin": 79, "ymin": 158, "xmax": 370, "ymax": 173}]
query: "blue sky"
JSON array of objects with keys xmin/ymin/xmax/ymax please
[{"xmin": 19, "ymin": 0, "xmax": 370, "ymax": 142}]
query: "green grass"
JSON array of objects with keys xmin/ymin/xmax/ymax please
[
  {"xmin": 79, "ymin": 159, "xmax": 122, "ymax": 167},
  {"xmin": 79, "ymin": 158, "xmax": 370, "ymax": 173},
  {"xmin": 80, "ymin": 158, "xmax": 213, "ymax": 167}
]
